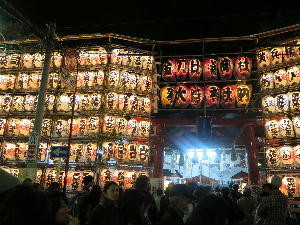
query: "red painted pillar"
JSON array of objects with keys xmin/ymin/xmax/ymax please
[{"xmin": 244, "ymin": 125, "xmax": 260, "ymax": 185}]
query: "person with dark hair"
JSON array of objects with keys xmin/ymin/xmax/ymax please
[
  {"xmin": 230, "ymin": 183, "xmax": 243, "ymax": 204},
  {"xmin": 86, "ymin": 185, "xmax": 102, "ymax": 220},
  {"xmin": 22, "ymin": 178, "xmax": 33, "ymax": 186},
  {"xmin": 0, "ymin": 185, "xmax": 53, "ymax": 225},
  {"xmin": 46, "ymin": 191, "xmax": 69, "ymax": 225},
  {"xmin": 88, "ymin": 181, "xmax": 119, "ymax": 225},
  {"xmin": 159, "ymin": 184, "xmax": 173, "ymax": 220},
  {"xmin": 48, "ymin": 182, "xmax": 62, "ymax": 192},
  {"xmin": 78, "ymin": 175, "xmax": 94, "ymax": 225},
  {"xmin": 155, "ymin": 188, "xmax": 163, "ymax": 214},
  {"xmin": 255, "ymin": 183, "xmax": 273, "ymax": 225},
  {"xmin": 237, "ymin": 188, "xmax": 257, "ymax": 225}
]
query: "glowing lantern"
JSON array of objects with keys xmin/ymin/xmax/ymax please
[
  {"xmin": 70, "ymin": 144, "xmax": 85, "ymax": 162},
  {"xmin": 84, "ymin": 71, "xmax": 96, "ymax": 87},
  {"xmin": 262, "ymin": 96, "xmax": 276, "ymax": 114},
  {"xmin": 290, "ymin": 91, "xmax": 300, "ymax": 112},
  {"xmin": 260, "ymin": 73, "xmax": 274, "ymax": 90},
  {"xmin": 102, "ymin": 115, "xmax": 116, "ymax": 134},
  {"xmin": 52, "ymin": 51, "xmax": 62, "ymax": 68},
  {"xmin": 124, "ymin": 171, "xmax": 136, "ymax": 189},
  {"xmin": 114, "ymin": 170, "xmax": 126, "ymax": 187},
  {"xmin": 76, "ymin": 72, "xmax": 86, "ymax": 88},
  {"xmin": 140, "ymin": 75, "xmax": 152, "ymax": 92},
  {"xmin": 129, "ymin": 73, "xmax": 139, "ymax": 90},
  {"xmin": 53, "ymin": 119, "xmax": 69, "ymax": 137},
  {"xmin": 138, "ymin": 120, "xmax": 151, "ymax": 137},
  {"xmin": 266, "ymin": 147, "xmax": 280, "ymax": 167},
  {"xmin": 8, "ymin": 54, "xmax": 20, "ymax": 69},
  {"xmin": 176, "ymin": 59, "xmax": 189, "ymax": 81},
  {"xmin": 275, "ymin": 94, "xmax": 289, "ymax": 113},
  {"xmin": 205, "ymin": 85, "xmax": 220, "ymax": 106},
  {"xmin": 280, "ymin": 146, "xmax": 294, "ymax": 165},
  {"xmin": 176, "ymin": 86, "xmax": 190, "ymax": 107},
  {"xmin": 85, "ymin": 143, "xmax": 97, "ymax": 162},
  {"xmin": 282, "ymin": 177, "xmax": 299, "ymax": 197},
  {"xmin": 57, "ymin": 94, "xmax": 72, "ymax": 112},
  {"xmin": 69, "ymin": 171, "xmax": 83, "ymax": 191},
  {"xmin": 160, "ymin": 86, "xmax": 175, "ymax": 107},
  {"xmin": 100, "ymin": 169, "xmax": 113, "ymax": 185},
  {"xmin": 116, "ymin": 117, "xmax": 128, "ymax": 135},
  {"xmin": 133, "ymin": 52, "xmax": 142, "ymax": 68},
  {"xmin": 162, "ymin": 60, "xmax": 177, "ymax": 81},
  {"xmin": 236, "ymin": 84, "xmax": 252, "ymax": 107},
  {"xmin": 45, "ymin": 94, "xmax": 55, "ymax": 111},
  {"xmin": 190, "ymin": 86, "xmax": 204, "ymax": 108},
  {"xmin": 283, "ymin": 46, "xmax": 297, "ymax": 63},
  {"xmin": 76, "ymin": 118, "xmax": 89, "ymax": 136},
  {"xmin": 279, "ymin": 117, "xmax": 295, "ymax": 138},
  {"xmin": 88, "ymin": 50, "xmax": 101, "ymax": 65},
  {"xmin": 274, "ymin": 69, "xmax": 288, "ymax": 88},
  {"xmin": 203, "ymin": 59, "xmax": 217, "ymax": 80},
  {"xmin": 7, "ymin": 119, "xmax": 19, "ymax": 136},
  {"xmin": 221, "ymin": 85, "xmax": 236, "ymax": 108},
  {"xmin": 119, "ymin": 71, "xmax": 131, "ymax": 89},
  {"xmin": 11, "ymin": 96, "xmax": 25, "ymax": 111},
  {"xmin": 90, "ymin": 94, "xmax": 102, "ymax": 111},
  {"xmin": 94, "ymin": 70, "xmax": 105, "ymax": 87},
  {"xmin": 293, "ymin": 116, "xmax": 300, "ymax": 138},
  {"xmin": 139, "ymin": 97, "xmax": 151, "ymax": 114},
  {"xmin": 121, "ymin": 49, "xmax": 130, "ymax": 66},
  {"xmin": 22, "ymin": 53, "xmax": 34, "ymax": 68},
  {"xmin": 127, "ymin": 144, "xmax": 138, "ymax": 161},
  {"xmin": 116, "ymin": 143, "xmax": 128, "ymax": 161},
  {"xmin": 78, "ymin": 51, "xmax": 89, "ymax": 66},
  {"xmin": 14, "ymin": 142, "xmax": 27, "ymax": 161},
  {"xmin": 270, "ymin": 47, "xmax": 284, "ymax": 65},
  {"xmin": 102, "ymin": 142, "xmax": 116, "ymax": 160},
  {"xmin": 128, "ymin": 95, "xmax": 139, "ymax": 112},
  {"xmin": 107, "ymin": 70, "xmax": 119, "ymax": 88},
  {"xmin": 138, "ymin": 144, "xmax": 150, "ymax": 163},
  {"xmin": 293, "ymin": 145, "xmax": 300, "ymax": 165},
  {"xmin": 41, "ymin": 119, "xmax": 52, "ymax": 137},
  {"xmin": 287, "ymin": 65, "xmax": 300, "ymax": 86},
  {"xmin": 16, "ymin": 73, "xmax": 30, "ymax": 89},
  {"xmin": 256, "ymin": 49, "xmax": 271, "ymax": 69},
  {"xmin": 142, "ymin": 56, "xmax": 154, "ymax": 71},
  {"xmin": 105, "ymin": 92, "xmax": 118, "ymax": 110},
  {"xmin": 45, "ymin": 169, "xmax": 57, "ymax": 187},
  {"xmin": 0, "ymin": 54, "xmax": 9, "ymax": 69},
  {"xmin": 127, "ymin": 119, "xmax": 138, "ymax": 136},
  {"xmin": 19, "ymin": 119, "xmax": 33, "ymax": 136},
  {"xmin": 37, "ymin": 143, "xmax": 47, "ymax": 162},
  {"xmin": 87, "ymin": 117, "xmax": 99, "ymax": 135},
  {"xmin": 2, "ymin": 142, "xmax": 15, "ymax": 160},
  {"xmin": 33, "ymin": 53, "xmax": 44, "ymax": 68},
  {"xmin": 0, "ymin": 75, "xmax": 15, "ymax": 90},
  {"xmin": 78, "ymin": 94, "xmax": 91, "ymax": 111},
  {"xmin": 118, "ymin": 94, "xmax": 130, "ymax": 112},
  {"xmin": 0, "ymin": 95, "xmax": 12, "ymax": 112},
  {"xmin": 234, "ymin": 57, "xmax": 252, "ymax": 80},
  {"xmin": 218, "ymin": 57, "xmax": 234, "ymax": 79},
  {"xmin": 0, "ymin": 118, "xmax": 6, "ymax": 135},
  {"xmin": 28, "ymin": 73, "xmax": 41, "ymax": 89},
  {"xmin": 188, "ymin": 59, "xmax": 202, "ymax": 81},
  {"xmin": 99, "ymin": 47, "xmax": 108, "ymax": 64},
  {"xmin": 111, "ymin": 49, "xmax": 122, "ymax": 65},
  {"xmin": 24, "ymin": 95, "xmax": 37, "ymax": 111},
  {"xmin": 265, "ymin": 120, "xmax": 280, "ymax": 139}
]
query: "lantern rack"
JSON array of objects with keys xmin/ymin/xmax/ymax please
[
  {"xmin": 158, "ymin": 107, "xmax": 261, "ymax": 112},
  {"xmin": 160, "ymin": 79, "xmax": 258, "ymax": 85},
  {"xmin": 260, "ymin": 84, "xmax": 300, "ymax": 96},
  {"xmin": 256, "ymin": 61, "xmax": 300, "ymax": 75},
  {"xmin": 262, "ymin": 112, "xmax": 300, "ymax": 118}
]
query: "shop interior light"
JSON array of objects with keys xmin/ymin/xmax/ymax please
[{"xmin": 207, "ymin": 151, "xmax": 216, "ymax": 159}]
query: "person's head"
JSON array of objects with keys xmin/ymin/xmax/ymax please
[
  {"xmin": 22, "ymin": 178, "xmax": 33, "ymax": 186},
  {"xmin": 262, "ymin": 183, "xmax": 273, "ymax": 194},
  {"xmin": 0, "ymin": 169, "xmax": 20, "ymax": 194},
  {"xmin": 48, "ymin": 182, "xmax": 61, "ymax": 192},
  {"xmin": 169, "ymin": 184, "xmax": 192, "ymax": 215},
  {"xmin": 103, "ymin": 181, "xmax": 119, "ymax": 201},
  {"xmin": 156, "ymin": 188, "xmax": 163, "ymax": 196},
  {"xmin": 187, "ymin": 182, "xmax": 198, "ymax": 193},
  {"xmin": 232, "ymin": 183, "xmax": 239, "ymax": 191},
  {"xmin": 271, "ymin": 176, "xmax": 282, "ymax": 190},
  {"xmin": 46, "ymin": 191, "xmax": 69, "ymax": 225},
  {"xmin": 82, "ymin": 175, "xmax": 94, "ymax": 188},
  {"xmin": 243, "ymin": 188, "xmax": 251, "ymax": 197},
  {"xmin": 221, "ymin": 187, "xmax": 230, "ymax": 198},
  {"xmin": 193, "ymin": 185, "xmax": 212, "ymax": 202},
  {"xmin": 134, "ymin": 175, "xmax": 150, "ymax": 192}
]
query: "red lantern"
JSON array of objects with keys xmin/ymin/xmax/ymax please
[
  {"xmin": 175, "ymin": 86, "xmax": 190, "ymax": 107},
  {"xmin": 218, "ymin": 57, "xmax": 234, "ymax": 80},
  {"xmin": 234, "ymin": 57, "xmax": 252, "ymax": 80},
  {"xmin": 176, "ymin": 59, "xmax": 189, "ymax": 81},
  {"xmin": 162, "ymin": 60, "xmax": 177, "ymax": 81},
  {"xmin": 203, "ymin": 59, "xmax": 217, "ymax": 80},
  {"xmin": 221, "ymin": 85, "xmax": 236, "ymax": 108},
  {"xmin": 189, "ymin": 59, "xmax": 202, "ymax": 81},
  {"xmin": 190, "ymin": 86, "xmax": 204, "ymax": 108},
  {"xmin": 205, "ymin": 86, "xmax": 220, "ymax": 106}
]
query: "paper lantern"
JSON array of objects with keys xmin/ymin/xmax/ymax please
[
  {"xmin": 142, "ymin": 56, "xmax": 154, "ymax": 71},
  {"xmin": 0, "ymin": 54, "xmax": 10, "ymax": 69},
  {"xmin": 162, "ymin": 60, "xmax": 177, "ymax": 81},
  {"xmin": 52, "ymin": 51, "xmax": 63, "ymax": 68},
  {"xmin": 76, "ymin": 118, "xmax": 89, "ymax": 136},
  {"xmin": 129, "ymin": 73, "xmax": 139, "ymax": 90},
  {"xmin": 116, "ymin": 143, "xmax": 128, "ymax": 161},
  {"xmin": 218, "ymin": 57, "xmax": 234, "ymax": 79},
  {"xmin": 114, "ymin": 170, "xmax": 126, "ymax": 187},
  {"xmin": 8, "ymin": 54, "xmax": 21, "ymax": 68},
  {"xmin": 140, "ymin": 75, "xmax": 152, "ymax": 92},
  {"xmin": 190, "ymin": 86, "xmax": 204, "ymax": 108},
  {"xmin": 22, "ymin": 53, "xmax": 34, "ymax": 68},
  {"xmin": 280, "ymin": 146, "xmax": 294, "ymax": 165},
  {"xmin": 293, "ymin": 116, "xmax": 300, "ymax": 138},
  {"xmin": 102, "ymin": 115, "xmax": 116, "ymax": 134},
  {"xmin": 11, "ymin": 96, "xmax": 25, "ymax": 111},
  {"xmin": 111, "ymin": 49, "xmax": 122, "ymax": 65},
  {"xmin": 24, "ymin": 95, "xmax": 37, "ymax": 111},
  {"xmin": 275, "ymin": 94, "xmax": 289, "ymax": 113},
  {"xmin": 102, "ymin": 142, "xmax": 115, "ymax": 159},
  {"xmin": 88, "ymin": 50, "xmax": 101, "ymax": 65},
  {"xmin": 234, "ymin": 57, "xmax": 252, "ymax": 80},
  {"xmin": 138, "ymin": 120, "xmax": 151, "ymax": 137},
  {"xmin": 2, "ymin": 142, "xmax": 15, "ymax": 160},
  {"xmin": 45, "ymin": 169, "xmax": 57, "ymax": 187},
  {"xmin": 107, "ymin": 70, "xmax": 119, "ymax": 88},
  {"xmin": 128, "ymin": 95, "xmax": 139, "ymax": 112},
  {"xmin": 90, "ymin": 93, "xmax": 102, "ymax": 111},
  {"xmin": 120, "ymin": 49, "xmax": 130, "ymax": 66},
  {"xmin": 94, "ymin": 70, "xmax": 105, "ymax": 87},
  {"xmin": 133, "ymin": 52, "xmax": 142, "ymax": 68},
  {"xmin": 283, "ymin": 46, "xmax": 297, "ymax": 63},
  {"xmin": 266, "ymin": 147, "xmax": 280, "ymax": 167},
  {"xmin": 28, "ymin": 73, "xmax": 41, "ymax": 89},
  {"xmin": 85, "ymin": 143, "xmax": 97, "ymax": 162},
  {"xmin": 262, "ymin": 96, "xmax": 276, "ymax": 114},
  {"xmin": 105, "ymin": 92, "xmax": 118, "ymax": 110},
  {"xmin": 203, "ymin": 59, "xmax": 217, "ymax": 80},
  {"xmin": 0, "ymin": 75, "xmax": 15, "ymax": 90},
  {"xmin": 0, "ymin": 95, "xmax": 12, "ymax": 112},
  {"xmin": 256, "ymin": 49, "xmax": 271, "ymax": 69},
  {"xmin": 69, "ymin": 171, "xmax": 83, "ymax": 191},
  {"xmin": 221, "ymin": 85, "xmax": 236, "ymax": 108},
  {"xmin": 138, "ymin": 144, "xmax": 150, "ymax": 163},
  {"xmin": 205, "ymin": 85, "xmax": 220, "ymax": 106},
  {"xmin": 53, "ymin": 119, "xmax": 69, "ymax": 137},
  {"xmin": 33, "ymin": 53, "xmax": 44, "ymax": 68},
  {"xmin": 70, "ymin": 144, "xmax": 85, "ymax": 162},
  {"xmin": 274, "ymin": 69, "xmax": 288, "ymax": 88},
  {"xmin": 119, "ymin": 71, "xmax": 131, "ymax": 89},
  {"xmin": 293, "ymin": 145, "xmax": 300, "ymax": 165},
  {"xmin": 124, "ymin": 171, "xmax": 136, "ymax": 189},
  {"xmin": 118, "ymin": 94, "xmax": 130, "ymax": 111},
  {"xmin": 16, "ymin": 73, "xmax": 30, "ymax": 89},
  {"xmin": 176, "ymin": 86, "xmax": 190, "ymax": 107},
  {"xmin": 99, "ymin": 47, "xmax": 108, "ymax": 65},
  {"xmin": 265, "ymin": 120, "xmax": 280, "ymax": 139},
  {"xmin": 139, "ymin": 97, "xmax": 151, "ymax": 114},
  {"xmin": 78, "ymin": 51, "xmax": 89, "ymax": 66},
  {"xmin": 270, "ymin": 47, "xmax": 284, "ymax": 65},
  {"xmin": 176, "ymin": 59, "xmax": 189, "ymax": 81},
  {"xmin": 78, "ymin": 94, "xmax": 91, "ymax": 111},
  {"xmin": 160, "ymin": 86, "xmax": 175, "ymax": 107},
  {"xmin": 76, "ymin": 72, "xmax": 86, "ymax": 88},
  {"xmin": 7, "ymin": 119, "xmax": 20, "ymax": 136},
  {"xmin": 260, "ymin": 73, "xmax": 274, "ymax": 90},
  {"xmin": 282, "ymin": 177, "xmax": 299, "ymax": 197},
  {"xmin": 45, "ymin": 94, "xmax": 55, "ymax": 111},
  {"xmin": 0, "ymin": 118, "xmax": 6, "ymax": 135},
  {"xmin": 116, "ymin": 117, "xmax": 128, "ymax": 135},
  {"xmin": 57, "ymin": 94, "xmax": 73, "ymax": 112},
  {"xmin": 189, "ymin": 59, "xmax": 202, "ymax": 81},
  {"xmin": 127, "ymin": 144, "xmax": 138, "ymax": 161},
  {"xmin": 41, "ymin": 118, "xmax": 52, "ymax": 136},
  {"xmin": 20, "ymin": 119, "xmax": 33, "ymax": 136},
  {"xmin": 127, "ymin": 119, "xmax": 138, "ymax": 136},
  {"xmin": 14, "ymin": 142, "xmax": 27, "ymax": 161},
  {"xmin": 279, "ymin": 117, "xmax": 295, "ymax": 138},
  {"xmin": 236, "ymin": 84, "xmax": 252, "ymax": 107},
  {"xmin": 100, "ymin": 169, "xmax": 113, "ymax": 185},
  {"xmin": 37, "ymin": 143, "xmax": 47, "ymax": 162},
  {"xmin": 87, "ymin": 117, "xmax": 100, "ymax": 135},
  {"xmin": 287, "ymin": 65, "xmax": 300, "ymax": 86}
]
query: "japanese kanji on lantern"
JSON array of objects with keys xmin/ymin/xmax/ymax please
[
  {"xmin": 292, "ymin": 116, "xmax": 300, "ymax": 137},
  {"xmin": 160, "ymin": 86, "xmax": 175, "ymax": 107},
  {"xmin": 52, "ymin": 51, "xmax": 63, "ymax": 68},
  {"xmin": 234, "ymin": 57, "xmax": 252, "ymax": 80},
  {"xmin": 102, "ymin": 142, "xmax": 115, "ymax": 160},
  {"xmin": 190, "ymin": 86, "xmax": 204, "ymax": 108},
  {"xmin": 116, "ymin": 117, "xmax": 128, "ymax": 135},
  {"xmin": 262, "ymin": 96, "xmax": 276, "ymax": 114},
  {"xmin": 294, "ymin": 145, "xmax": 300, "ymax": 165},
  {"xmin": 284, "ymin": 45, "xmax": 298, "ymax": 63},
  {"xmin": 176, "ymin": 59, "xmax": 189, "ymax": 81},
  {"xmin": 260, "ymin": 73, "xmax": 274, "ymax": 90},
  {"xmin": 270, "ymin": 47, "xmax": 284, "ymax": 65},
  {"xmin": 189, "ymin": 59, "xmax": 202, "ymax": 81},
  {"xmin": 162, "ymin": 60, "xmax": 177, "ymax": 81},
  {"xmin": 279, "ymin": 117, "xmax": 295, "ymax": 138},
  {"xmin": 236, "ymin": 84, "xmax": 252, "ymax": 107},
  {"xmin": 176, "ymin": 86, "xmax": 190, "ymax": 107},
  {"xmin": 281, "ymin": 176, "xmax": 300, "ymax": 197},
  {"xmin": 287, "ymin": 65, "xmax": 300, "ymax": 86},
  {"xmin": 102, "ymin": 115, "xmax": 116, "ymax": 134},
  {"xmin": 218, "ymin": 57, "xmax": 234, "ymax": 80},
  {"xmin": 0, "ymin": 75, "xmax": 15, "ymax": 90},
  {"xmin": 127, "ymin": 143, "xmax": 138, "ymax": 161},
  {"xmin": 266, "ymin": 147, "xmax": 280, "ymax": 167},
  {"xmin": 203, "ymin": 59, "xmax": 218, "ymax": 80},
  {"xmin": 105, "ymin": 92, "xmax": 118, "ymax": 110},
  {"xmin": 280, "ymin": 146, "xmax": 294, "ymax": 165},
  {"xmin": 256, "ymin": 49, "xmax": 271, "ymax": 69},
  {"xmin": 107, "ymin": 70, "xmax": 119, "ymax": 88},
  {"xmin": 274, "ymin": 69, "xmax": 288, "ymax": 88},
  {"xmin": 205, "ymin": 85, "xmax": 220, "ymax": 106},
  {"xmin": 265, "ymin": 120, "xmax": 280, "ymax": 139},
  {"xmin": 221, "ymin": 85, "xmax": 236, "ymax": 108},
  {"xmin": 275, "ymin": 94, "xmax": 289, "ymax": 113},
  {"xmin": 22, "ymin": 53, "xmax": 34, "ymax": 69},
  {"xmin": 119, "ymin": 71, "xmax": 131, "ymax": 90}
]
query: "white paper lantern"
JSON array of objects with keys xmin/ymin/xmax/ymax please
[
  {"xmin": 19, "ymin": 119, "xmax": 33, "ymax": 136},
  {"xmin": 275, "ymin": 94, "xmax": 289, "ymax": 113},
  {"xmin": 0, "ymin": 75, "xmax": 15, "ymax": 90},
  {"xmin": 127, "ymin": 119, "xmax": 138, "ymax": 136},
  {"xmin": 274, "ymin": 69, "xmax": 288, "ymax": 88},
  {"xmin": 33, "ymin": 53, "xmax": 45, "ymax": 68},
  {"xmin": 293, "ymin": 145, "xmax": 300, "ymax": 165},
  {"xmin": 287, "ymin": 65, "xmax": 300, "ymax": 86},
  {"xmin": 45, "ymin": 94, "xmax": 55, "ymax": 111},
  {"xmin": 52, "ymin": 52, "xmax": 63, "ymax": 68},
  {"xmin": 140, "ymin": 75, "xmax": 152, "ymax": 92},
  {"xmin": 78, "ymin": 94, "xmax": 91, "ymax": 111},
  {"xmin": 116, "ymin": 117, "xmax": 128, "ymax": 135},
  {"xmin": 257, "ymin": 49, "xmax": 271, "ymax": 69},
  {"xmin": 102, "ymin": 115, "xmax": 116, "ymax": 134},
  {"xmin": 99, "ymin": 47, "xmax": 108, "ymax": 65},
  {"xmin": 282, "ymin": 176, "xmax": 299, "ymax": 197},
  {"xmin": 78, "ymin": 51, "xmax": 89, "ymax": 66},
  {"xmin": 28, "ymin": 73, "xmax": 41, "ymax": 89},
  {"xmin": 280, "ymin": 146, "xmax": 294, "ymax": 165},
  {"xmin": 76, "ymin": 118, "xmax": 88, "ymax": 136},
  {"xmin": 128, "ymin": 95, "xmax": 139, "ymax": 112},
  {"xmin": 293, "ymin": 116, "xmax": 300, "ymax": 138},
  {"xmin": 76, "ymin": 72, "xmax": 86, "ymax": 88},
  {"xmin": 138, "ymin": 144, "xmax": 150, "ymax": 163},
  {"xmin": 45, "ymin": 169, "xmax": 57, "ymax": 187},
  {"xmin": 88, "ymin": 50, "xmax": 101, "ymax": 65},
  {"xmin": 129, "ymin": 73, "xmax": 139, "ymax": 90},
  {"xmin": 127, "ymin": 144, "xmax": 139, "ymax": 161},
  {"xmin": 133, "ymin": 52, "xmax": 142, "ymax": 68},
  {"xmin": 262, "ymin": 96, "xmax": 276, "ymax": 114},
  {"xmin": 124, "ymin": 171, "xmax": 136, "ymax": 189},
  {"xmin": 102, "ymin": 142, "xmax": 115, "ymax": 159},
  {"xmin": 289, "ymin": 92, "xmax": 300, "ymax": 113},
  {"xmin": 57, "ymin": 94, "xmax": 71, "ymax": 112},
  {"xmin": 265, "ymin": 120, "xmax": 280, "ymax": 139},
  {"xmin": 8, "ymin": 54, "xmax": 20, "ymax": 69},
  {"xmin": 0, "ymin": 118, "xmax": 7, "ymax": 135},
  {"xmin": 2, "ymin": 142, "xmax": 15, "ymax": 160},
  {"xmin": 121, "ymin": 49, "xmax": 130, "ymax": 66},
  {"xmin": 11, "ymin": 96, "xmax": 25, "ymax": 111},
  {"xmin": 95, "ymin": 70, "xmax": 105, "ymax": 87},
  {"xmin": 113, "ymin": 170, "xmax": 126, "ymax": 188},
  {"xmin": 100, "ymin": 169, "xmax": 113, "ymax": 186},
  {"xmin": 90, "ymin": 93, "xmax": 102, "ymax": 111},
  {"xmin": 139, "ymin": 97, "xmax": 151, "ymax": 114},
  {"xmin": 105, "ymin": 92, "xmax": 118, "ymax": 110},
  {"xmin": 87, "ymin": 117, "xmax": 99, "ymax": 135},
  {"xmin": 38, "ymin": 143, "xmax": 47, "ymax": 162},
  {"xmin": 70, "ymin": 144, "xmax": 85, "ymax": 162},
  {"xmin": 41, "ymin": 118, "xmax": 52, "ymax": 136},
  {"xmin": 24, "ymin": 95, "xmax": 37, "ymax": 111},
  {"xmin": 279, "ymin": 117, "xmax": 295, "ymax": 138},
  {"xmin": 7, "ymin": 119, "xmax": 20, "ymax": 136},
  {"xmin": 142, "ymin": 56, "xmax": 154, "ymax": 71},
  {"xmin": 283, "ymin": 46, "xmax": 297, "ymax": 63},
  {"xmin": 69, "ymin": 171, "xmax": 83, "ymax": 191},
  {"xmin": 16, "ymin": 73, "xmax": 30, "ymax": 89},
  {"xmin": 138, "ymin": 120, "xmax": 151, "ymax": 137},
  {"xmin": 270, "ymin": 47, "xmax": 284, "ymax": 65},
  {"xmin": 22, "ymin": 53, "xmax": 34, "ymax": 68},
  {"xmin": 260, "ymin": 73, "xmax": 274, "ymax": 90},
  {"xmin": 14, "ymin": 142, "xmax": 27, "ymax": 161},
  {"xmin": 118, "ymin": 94, "xmax": 130, "ymax": 111},
  {"xmin": 85, "ymin": 143, "xmax": 97, "ymax": 162},
  {"xmin": 111, "ymin": 49, "xmax": 122, "ymax": 65},
  {"xmin": 119, "ymin": 71, "xmax": 131, "ymax": 89},
  {"xmin": 266, "ymin": 147, "xmax": 281, "ymax": 167},
  {"xmin": 53, "ymin": 119, "xmax": 69, "ymax": 137},
  {"xmin": 107, "ymin": 70, "xmax": 119, "ymax": 88},
  {"xmin": 116, "ymin": 143, "xmax": 128, "ymax": 161},
  {"xmin": 0, "ymin": 95, "xmax": 12, "ymax": 112}
]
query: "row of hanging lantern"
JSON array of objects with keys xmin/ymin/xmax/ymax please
[
  {"xmin": 266, "ymin": 146, "xmax": 300, "ymax": 167},
  {"xmin": 260, "ymin": 65, "xmax": 300, "ymax": 90},
  {"xmin": 267, "ymin": 175, "xmax": 300, "ymax": 198},
  {"xmin": 265, "ymin": 117, "xmax": 300, "ymax": 139},
  {"xmin": 0, "ymin": 166, "xmax": 19, "ymax": 177},
  {"xmin": 262, "ymin": 92, "xmax": 300, "ymax": 114},
  {"xmin": 162, "ymin": 57, "xmax": 252, "ymax": 81},
  {"xmin": 102, "ymin": 141, "xmax": 150, "ymax": 162},
  {"xmin": 100, "ymin": 168, "xmax": 149, "ymax": 189},
  {"xmin": 160, "ymin": 84, "xmax": 252, "ymax": 108},
  {"xmin": 256, "ymin": 40, "xmax": 300, "ymax": 70}
]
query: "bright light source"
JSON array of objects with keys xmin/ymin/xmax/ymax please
[
  {"xmin": 207, "ymin": 151, "xmax": 216, "ymax": 159},
  {"xmin": 187, "ymin": 151, "xmax": 194, "ymax": 158},
  {"xmin": 197, "ymin": 152, "xmax": 203, "ymax": 160}
]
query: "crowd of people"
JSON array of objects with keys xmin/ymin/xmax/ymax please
[{"xmin": 0, "ymin": 168, "xmax": 298, "ymax": 225}]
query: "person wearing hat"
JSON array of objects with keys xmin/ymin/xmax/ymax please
[{"xmin": 160, "ymin": 184, "xmax": 192, "ymax": 225}]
